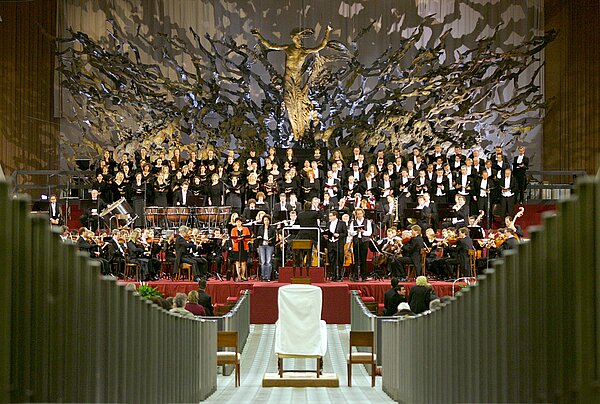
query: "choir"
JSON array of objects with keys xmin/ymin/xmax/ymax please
[{"xmin": 66, "ymin": 143, "xmax": 528, "ymax": 282}]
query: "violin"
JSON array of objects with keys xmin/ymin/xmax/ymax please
[{"xmin": 493, "ymin": 232, "xmax": 509, "ymax": 248}]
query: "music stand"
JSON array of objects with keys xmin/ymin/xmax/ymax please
[
  {"xmin": 467, "ymin": 226, "xmax": 485, "ymax": 240},
  {"xmin": 273, "ymin": 210, "xmax": 289, "ymax": 223},
  {"xmin": 245, "ymin": 209, "xmax": 260, "ymax": 221},
  {"xmin": 291, "ymin": 239, "xmax": 313, "ymax": 279}
]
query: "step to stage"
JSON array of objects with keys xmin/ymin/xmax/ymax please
[
  {"xmin": 262, "ymin": 373, "xmax": 339, "ymax": 388},
  {"xmin": 278, "ymin": 266, "xmax": 325, "ymax": 283}
]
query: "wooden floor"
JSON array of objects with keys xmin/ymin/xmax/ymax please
[{"xmin": 205, "ymin": 324, "xmax": 394, "ymax": 403}]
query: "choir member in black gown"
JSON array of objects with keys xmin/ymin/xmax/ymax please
[{"xmin": 207, "ymin": 173, "xmax": 224, "ymax": 206}]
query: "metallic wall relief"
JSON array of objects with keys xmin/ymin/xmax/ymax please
[{"xmin": 57, "ymin": 8, "xmax": 554, "ymax": 162}]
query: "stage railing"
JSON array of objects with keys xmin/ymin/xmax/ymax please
[
  {"xmin": 212, "ymin": 290, "xmax": 250, "ymax": 376},
  {"xmin": 0, "ymin": 180, "xmax": 218, "ymax": 403},
  {"xmin": 350, "ymin": 291, "xmax": 394, "ymax": 368},
  {"xmin": 381, "ymin": 172, "xmax": 600, "ymax": 403},
  {"xmin": 219, "ymin": 290, "xmax": 251, "ymax": 351}
]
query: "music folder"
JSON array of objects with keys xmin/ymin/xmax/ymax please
[{"xmin": 321, "ymin": 229, "xmax": 334, "ymax": 239}]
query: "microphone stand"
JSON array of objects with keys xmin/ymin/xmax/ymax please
[
  {"xmin": 96, "ymin": 198, "xmax": 100, "ymax": 233},
  {"xmin": 485, "ymin": 186, "xmax": 497, "ymax": 230},
  {"xmin": 143, "ymin": 180, "xmax": 147, "ymax": 229}
]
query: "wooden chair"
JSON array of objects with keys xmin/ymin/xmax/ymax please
[
  {"xmin": 217, "ymin": 331, "xmax": 240, "ymax": 387},
  {"xmin": 123, "ymin": 252, "xmax": 140, "ymax": 281},
  {"xmin": 407, "ymin": 248, "xmax": 428, "ymax": 280},
  {"xmin": 177, "ymin": 262, "xmax": 192, "ymax": 281},
  {"xmin": 467, "ymin": 250, "xmax": 477, "ymax": 277},
  {"xmin": 347, "ymin": 330, "xmax": 376, "ymax": 387}
]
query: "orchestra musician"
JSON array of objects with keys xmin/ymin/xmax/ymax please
[
  {"xmin": 448, "ymin": 194, "xmax": 469, "ymax": 229},
  {"xmin": 79, "ymin": 188, "xmax": 106, "ymax": 231},
  {"xmin": 126, "ymin": 230, "xmax": 151, "ymax": 281},
  {"xmin": 76, "ymin": 228, "xmax": 111, "ymax": 275},
  {"xmin": 504, "ymin": 214, "xmax": 525, "ymax": 238},
  {"xmin": 415, "ymin": 195, "xmax": 432, "ymax": 232},
  {"xmin": 374, "ymin": 227, "xmax": 402, "ymax": 277},
  {"xmin": 175, "ymin": 226, "xmax": 207, "ymax": 281},
  {"xmin": 348, "ymin": 208, "xmax": 373, "ymax": 281},
  {"xmin": 206, "ymin": 228, "xmax": 226, "ymax": 278},
  {"xmin": 454, "ymin": 227, "xmax": 475, "ymax": 278},
  {"xmin": 502, "ymin": 228, "xmax": 519, "ymax": 250},
  {"xmin": 399, "ymin": 225, "xmax": 426, "ymax": 278}
]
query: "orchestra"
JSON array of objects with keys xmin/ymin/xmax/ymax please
[{"xmin": 63, "ymin": 143, "xmax": 528, "ymax": 282}]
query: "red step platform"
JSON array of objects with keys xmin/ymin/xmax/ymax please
[
  {"xmin": 277, "ymin": 266, "xmax": 326, "ymax": 283},
  {"xmin": 123, "ymin": 278, "xmax": 460, "ymax": 324}
]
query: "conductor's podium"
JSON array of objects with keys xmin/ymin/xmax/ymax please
[
  {"xmin": 278, "ymin": 267, "xmax": 326, "ymax": 283},
  {"xmin": 263, "ymin": 284, "xmax": 339, "ymax": 387}
]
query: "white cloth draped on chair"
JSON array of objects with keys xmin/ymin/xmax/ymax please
[{"xmin": 274, "ymin": 284, "xmax": 328, "ymax": 357}]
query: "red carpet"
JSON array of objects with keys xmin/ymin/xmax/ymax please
[{"xmin": 123, "ymin": 278, "xmax": 460, "ymax": 323}]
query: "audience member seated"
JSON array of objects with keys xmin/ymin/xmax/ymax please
[
  {"xmin": 197, "ymin": 279, "xmax": 214, "ymax": 316},
  {"xmin": 408, "ymin": 276, "xmax": 437, "ymax": 314},
  {"xmin": 383, "ymin": 277, "xmax": 407, "ymax": 316},
  {"xmin": 394, "ymin": 302, "xmax": 415, "ymax": 317},
  {"xmin": 184, "ymin": 290, "xmax": 207, "ymax": 316},
  {"xmin": 169, "ymin": 292, "xmax": 195, "ymax": 318}
]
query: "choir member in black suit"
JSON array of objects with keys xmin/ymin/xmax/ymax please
[
  {"xmin": 473, "ymin": 170, "xmax": 494, "ymax": 228},
  {"xmin": 48, "ymin": 194, "xmax": 64, "ymax": 226},
  {"xmin": 273, "ymin": 193, "xmax": 292, "ymax": 222},
  {"xmin": 512, "ymin": 146, "xmax": 529, "ymax": 204},
  {"xmin": 348, "ymin": 208, "xmax": 374, "ymax": 281},
  {"xmin": 173, "ymin": 181, "xmax": 192, "ymax": 207},
  {"xmin": 499, "ymin": 168, "xmax": 518, "ymax": 220},
  {"xmin": 428, "ymin": 143, "xmax": 446, "ymax": 165},
  {"xmin": 324, "ymin": 211, "xmax": 347, "ymax": 281}
]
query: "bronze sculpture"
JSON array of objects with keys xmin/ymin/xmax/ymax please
[{"xmin": 252, "ymin": 26, "xmax": 332, "ymax": 140}]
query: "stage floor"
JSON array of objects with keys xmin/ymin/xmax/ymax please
[{"xmin": 124, "ymin": 278, "xmax": 460, "ymax": 323}]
